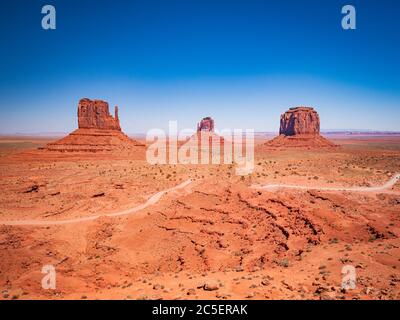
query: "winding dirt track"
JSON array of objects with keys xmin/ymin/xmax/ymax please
[
  {"xmin": 252, "ymin": 173, "xmax": 400, "ymax": 193},
  {"xmin": 2, "ymin": 174, "xmax": 399, "ymax": 227},
  {"xmin": 0, "ymin": 179, "xmax": 193, "ymax": 227}
]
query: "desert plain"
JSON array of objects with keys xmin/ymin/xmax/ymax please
[{"xmin": 0, "ymin": 132, "xmax": 399, "ymax": 300}]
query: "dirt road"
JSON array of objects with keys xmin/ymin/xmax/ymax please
[
  {"xmin": 252, "ymin": 173, "xmax": 400, "ymax": 193},
  {"xmin": 0, "ymin": 179, "xmax": 193, "ymax": 226}
]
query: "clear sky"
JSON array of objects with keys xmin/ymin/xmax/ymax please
[{"xmin": 0, "ymin": 0, "xmax": 399, "ymax": 134}]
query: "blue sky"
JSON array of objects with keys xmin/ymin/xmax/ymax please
[{"xmin": 0, "ymin": 0, "xmax": 399, "ymax": 133}]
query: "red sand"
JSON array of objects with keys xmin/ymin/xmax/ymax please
[{"xmin": 0, "ymin": 135, "xmax": 399, "ymax": 300}]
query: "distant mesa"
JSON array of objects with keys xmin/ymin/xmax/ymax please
[
  {"xmin": 180, "ymin": 116, "xmax": 225, "ymax": 162},
  {"xmin": 197, "ymin": 117, "xmax": 215, "ymax": 132},
  {"xmin": 44, "ymin": 98, "xmax": 144, "ymax": 153},
  {"xmin": 193, "ymin": 117, "xmax": 223, "ymax": 146},
  {"xmin": 266, "ymin": 106, "xmax": 336, "ymax": 148}
]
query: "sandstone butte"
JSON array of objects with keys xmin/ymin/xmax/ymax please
[
  {"xmin": 266, "ymin": 106, "xmax": 336, "ymax": 148},
  {"xmin": 197, "ymin": 117, "xmax": 215, "ymax": 132},
  {"xmin": 193, "ymin": 116, "xmax": 224, "ymax": 147},
  {"xmin": 180, "ymin": 117, "xmax": 225, "ymax": 163},
  {"xmin": 44, "ymin": 98, "xmax": 145, "ymax": 153}
]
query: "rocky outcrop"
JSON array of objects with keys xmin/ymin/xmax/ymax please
[
  {"xmin": 197, "ymin": 117, "xmax": 214, "ymax": 132},
  {"xmin": 44, "ymin": 98, "xmax": 144, "ymax": 154},
  {"xmin": 78, "ymin": 98, "xmax": 121, "ymax": 131},
  {"xmin": 180, "ymin": 117, "xmax": 225, "ymax": 164},
  {"xmin": 266, "ymin": 106, "xmax": 336, "ymax": 149},
  {"xmin": 279, "ymin": 107, "xmax": 320, "ymax": 136},
  {"xmin": 194, "ymin": 117, "xmax": 222, "ymax": 150}
]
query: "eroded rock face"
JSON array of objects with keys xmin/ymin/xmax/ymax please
[
  {"xmin": 279, "ymin": 107, "xmax": 320, "ymax": 136},
  {"xmin": 78, "ymin": 98, "xmax": 121, "ymax": 131},
  {"xmin": 265, "ymin": 106, "xmax": 336, "ymax": 148},
  {"xmin": 44, "ymin": 98, "xmax": 145, "ymax": 154},
  {"xmin": 197, "ymin": 117, "xmax": 215, "ymax": 132}
]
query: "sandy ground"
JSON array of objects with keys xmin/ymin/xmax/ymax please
[{"xmin": 0, "ymin": 135, "xmax": 399, "ymax": 300}]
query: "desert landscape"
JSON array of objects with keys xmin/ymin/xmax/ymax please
[{"xmin": 1, "ymin": 99, "xmax": 399, "ymax": 300}]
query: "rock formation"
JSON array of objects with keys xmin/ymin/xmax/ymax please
[
  {"xmin": 197, "ymin": 117, "xmax": 215, "ymax": 132},
  {"xmin": 180, "ymin": 117, "xmax": 225, "ymax": 164},
  {"xmin": 194, "ymin": 117, "xmax": 223, "ymax": 148},
  {"xmin": 44, "ymin": 98, "xmax": 144, "ymax": 154},
  {"xmin": 279, "ymin": 107, "xmax": 320, "ymax": 136},
  {"xmin": 78, "ymin": 98, "xmax": 121, "ymax": 131},
  {"xmin": 266, "ymin": 106, "xmax": 335, "ymax": 148}
]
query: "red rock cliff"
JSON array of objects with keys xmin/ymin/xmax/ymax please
[
  {"xmin": 197, "ymin": 117, "xmax": 215, "ymax": 132},
  {"xmin": 78, "ymin": 98, "xmax": 121, "ymax": 131},
  {"xmin": 279, "ymin": 107, "xmax": 320, "ymax": 136}
]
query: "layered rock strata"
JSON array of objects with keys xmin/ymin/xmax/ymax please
[
  {"xmin": 44, "ymin": 98, "xmax": 144, "ymax": 153},
  {"xmin": 266, "ymin": 106, "xmax": 335, "ymax": 148}
]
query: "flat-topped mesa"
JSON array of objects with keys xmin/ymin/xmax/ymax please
[
  {"xmin": 197, "ymin": 117, "xmax": 215, "ymax": 132},
  {"xmin": 78, "ymin": 98, "xmax": 121, "ymax": 131},
  {"xmin": 279, "ymin": 106, "xmax": 320, "ymax": 136},
  {"xmin": 265, "ymin": 106, "xmax": 336, "ymax": 149}
]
